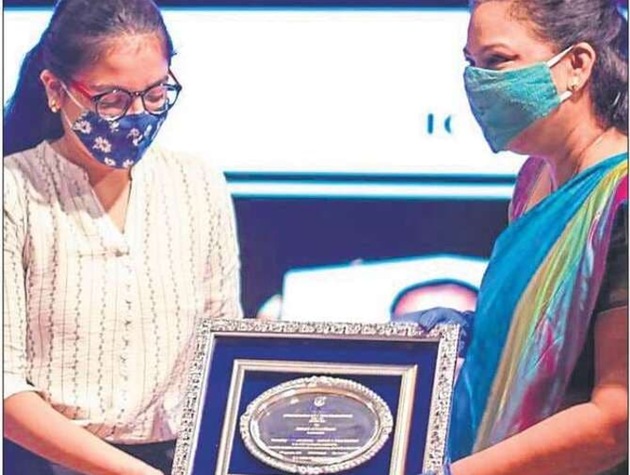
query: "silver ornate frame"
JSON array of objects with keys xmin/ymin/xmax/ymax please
[{"xmin": 171, "ymin": 319, "xmax": 459, "ymax": 475}]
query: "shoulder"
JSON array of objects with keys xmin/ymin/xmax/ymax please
[
  {"xmin": 4, "ymin": 142, "xmax": 45, "ymax": 177},
  {"xmin": 3, "ymin": 142, "xmax": 48, "ymax": 209},
  {"xmin": 146, "ymin": 146, "xmax": 233, "ymax": 209},
  {"xmin": 148, "ymin": 146, "xmax": 229, "ymax": 186},
  {"xmin": 600, "ymin": 155, "xmax": 627, "ymax": 228}
]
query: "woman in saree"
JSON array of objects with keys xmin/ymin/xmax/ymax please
[{"xmin": 417, "ymin": 0, "xmax": 628, "ymax": 473}]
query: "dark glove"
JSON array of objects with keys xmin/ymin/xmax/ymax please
[{"xmin": 395, "ymin": 307, "xmax": 473, "ymax": 358}]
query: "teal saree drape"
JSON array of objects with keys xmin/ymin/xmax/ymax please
[{"xmin": 449, "ymin": 153, "xmax": 628, "ymax": 460}]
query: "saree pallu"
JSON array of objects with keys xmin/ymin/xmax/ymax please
[{"xmin": 448, "ymin": 153, "xmax": 628, "ymax": 461}]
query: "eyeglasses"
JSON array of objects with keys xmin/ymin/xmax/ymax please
[{"xmin": 68, "ymin": 70, "xmax": 182, "ymax": 121}]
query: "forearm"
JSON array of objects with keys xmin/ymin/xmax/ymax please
[
  {"xmin": 451, "ymin": 400, "xmax": 627, "ymax": 475},
  {"xmin": 4, "ymin": 392, "xmax": 161, "ymax": 475}
]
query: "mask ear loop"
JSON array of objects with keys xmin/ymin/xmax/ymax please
[
  {"xmin": 548, "ymin": 45, "xmax": 576, "ymax": 102},
  {"xmin": 59, "ymin": 83, "xmax": 89, "ymax": 129},
  {"xmin": 547, "ymin": 45, "xmax": 575, "ymax": 68},
  {"xmin": 60, "ymin": 83, "xmax": 86, "ymax": 109}
]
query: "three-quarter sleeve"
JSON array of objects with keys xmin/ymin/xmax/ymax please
[
  {"xmin": 3, "ymin": 169, "xmax": 38, "ymax": 399},
  {"xmin": 595, "ymin": 204, "xmax": 628, "ymax": 313}
]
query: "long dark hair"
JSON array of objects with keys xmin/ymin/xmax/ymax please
[
  {"xmin": 4, "ymin": 0, "xmax": 175, "ymax": 157},
  {"xmin": 471, "ymin": 0, "xmax": 629, "ymax": 133}
]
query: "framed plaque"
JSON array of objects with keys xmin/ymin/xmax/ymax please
[{"xmin": 172, "ymin": 319, "xmax": 459, "ymax": 475}]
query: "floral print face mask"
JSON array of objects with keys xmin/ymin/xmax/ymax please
[{"xmin": 61, "ymin": 86, "xmax": 167, "ymax": 169}]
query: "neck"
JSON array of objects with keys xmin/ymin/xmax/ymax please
[{"xmin": 541, "ymin": 121, "xmax": 627, "ymax": 189}]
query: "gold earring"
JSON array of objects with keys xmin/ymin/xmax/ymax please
[
  {"xmin": 568, "ymin": 78, "xmax": 580, "ymax": 92},
  {"xmin": 49, "ymin": 100, "xmax": 59, "ymax": 113}
]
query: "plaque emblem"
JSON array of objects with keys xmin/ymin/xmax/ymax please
[{"xmin": 239, "ymin": 375, "xmax": 394, "ymax": 474}]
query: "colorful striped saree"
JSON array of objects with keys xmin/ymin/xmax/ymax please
[{"xmin": 448, "ymin": 152, "xmax": 628, "ymax": 460}]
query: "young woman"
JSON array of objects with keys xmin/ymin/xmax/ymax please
[
  {"xmin": 4, "ymin": 1, "xmax": 242, "ymax": 473},
  {"xmin": 421, "ymin": 0, "xmax": 627, "ymax": 473}
]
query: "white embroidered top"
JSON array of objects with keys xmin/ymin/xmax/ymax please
[{"xmin": 3, "ymin": 141, "xmax": 242, "ymax": 443}]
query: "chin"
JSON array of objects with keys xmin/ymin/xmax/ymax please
[
  {"xmin": 505, "ymin": 124, "xmax": 547, "ymax": 156},
  {"xmin": 504, "ymin": 138, "xmax": 533, "ymax": 155},
  {"xmin": 505, "ymin": 112, "xmax": 563, "ymax": 156}
]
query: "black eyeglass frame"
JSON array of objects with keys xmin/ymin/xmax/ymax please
[{"xmin": 69, "ymin": 69, "xmax": 183, "ymax": 121}]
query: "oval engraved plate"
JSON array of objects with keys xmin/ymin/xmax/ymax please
[{"xmin": 239, "ymin": 376, "xmax": 394, "ymax": 474}]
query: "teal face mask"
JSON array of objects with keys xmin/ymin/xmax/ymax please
[{"xmin": 463, "ymin": 46, "xmax": 574, "ymax": 152}]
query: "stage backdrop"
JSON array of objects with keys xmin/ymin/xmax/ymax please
[{"xmin": 4, "ymin": 2, "xmax": 521, "ymax": 319}]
